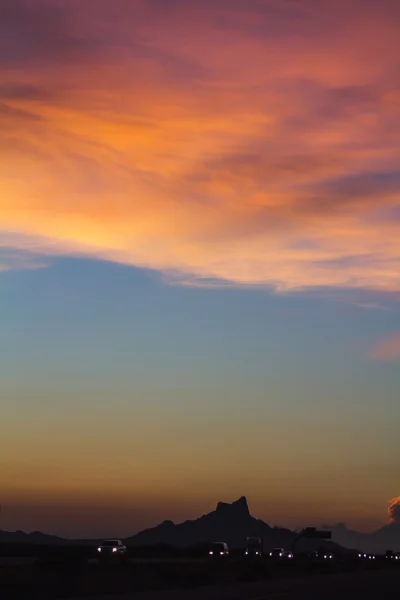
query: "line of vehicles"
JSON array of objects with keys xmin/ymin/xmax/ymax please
[
  {"xmin": 356, "ymin": 550, "xmax": 400, "ymax": 561},
  {"xmin": 208, "ymin": 538, "xmax": 333, "ymax": 561},
  {"xmin": 95, "ymin": 539, "xmax": 400, "ymax": 564},
  {"xmin": 357, "ymin": 553, "xmax": 377, "ymax": 561},
  {"xmin": 384, "ymin": 550, "xmax": 400, "ymax": 561}
]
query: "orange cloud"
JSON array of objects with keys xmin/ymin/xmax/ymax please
[
  {"xmin": 370, "ymin": 332, "xmax": 400, "ymax": 361},
  {"xmin": 388, "ymin": 496, "xmax": 400, "ymax": 522},
  {"xmin": 1, "ymin": 0, "xmax": 400, "ymax": 291}
]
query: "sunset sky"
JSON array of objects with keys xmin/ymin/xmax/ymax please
[{"xmin": 1, "ymin": 0, "xmax": 399, "ymax": 538}]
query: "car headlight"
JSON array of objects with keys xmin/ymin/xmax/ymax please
[
  {"xmin": 112, "ymin": 548, "xmax": 117, "ymax": 553},
  {"xmin": 220, "ymin": 552, "xmax": 224, "ymax": 555},
  {"xmin": 97, "ymin": 548, "xmax": 101, "ymax": 552},
  {"xmin": 279, "ymin": 553, "xmax": 282, "ymax": 557},
  {"xmin": 245, "ymin": 551, "xmax": 248, "ymax": 555},
  {"xmin": 209, "ymin": 551, "xmax": 213, "ymax": 555}
]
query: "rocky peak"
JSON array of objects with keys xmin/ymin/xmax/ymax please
[{"xmin": 216, "ymin": 496, "xmax": 250, "ymax": 518}]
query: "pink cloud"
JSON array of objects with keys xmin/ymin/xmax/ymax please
[{"xmin": 370, "ymin": 332, "xmax": 400, "ymax": 361}]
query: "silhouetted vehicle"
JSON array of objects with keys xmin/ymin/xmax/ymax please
[
  {"xmin": 357, "ymin": 552, "xmax": 375, "ymax": 560},
  {"xmin": 323, "ymin": 552, "xmax": 334, "ymax": 560},
  {"xmin": 283, "ymin": 550, "xmax": 294, "ymax": 559},
  {"xmin": 97, "ymin": 540, "xmax": 127, "ymax": 562},
  {"xmin": 308, "ymin": 551, "xmax": 319, "ymax": 560},
  {"xmin": 269, "ymin": 547, "xmax": 285, "ymax": 558},
  {"xmin": 209, "ymin": 542, "xmax": 229, "ymax": 557},
  {"xmin": 385, "ymin": 550, "xmax": 399, "ymax": 561},
  {"xmin": 245, "ymin": 536, "xmax": 263, "ymax": 556}
]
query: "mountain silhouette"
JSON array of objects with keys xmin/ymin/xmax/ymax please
[
  {"xmin": 325, "ymin": 521, "xmax": 400, "ymax": 553},
  {"xmin": 0, "ymin": 530, "xmax": 66, "ymax": 544},
  {"xmin": 125, "ymin": 496, "xmax": 338, "ymax": 551},
  {"xmin": 1, "ymin": 497, "xmax": 342, "ymax": 552}
]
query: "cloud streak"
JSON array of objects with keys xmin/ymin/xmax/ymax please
[{"xmin": 1, "ymin": 0, "xmax": 400, "ymax": 291}]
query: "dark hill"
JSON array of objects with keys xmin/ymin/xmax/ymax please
[
  {"xmin": 0, "ymin": 496, "xmax": 343, "ymax": 553},
  {"xmin": 0, "ymin": 530, "xmax": 66, "ymax": 544},
  {"xmin": 325, "ymin": 522, "xmax": 400, "ymax": 554},
  {"xmin": 126, "ymin": 496, "xmax": 338, "ymax": 551}
]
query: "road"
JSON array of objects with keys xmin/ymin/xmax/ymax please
[{"xmin": 67, "ymin": 568, "xmax": 400, "ymax": 600}]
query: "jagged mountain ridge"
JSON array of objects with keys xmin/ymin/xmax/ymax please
[
  {"xmin": 125, "ymin": 496, "xmax": 338, "ymax": 551},
  {"xmin": 323, "ymin": 521, "xmax": 400, "ymax": 554},
  {"xmin": 0, "ymin": 496, "xmax": 342, "ymax": 551}
]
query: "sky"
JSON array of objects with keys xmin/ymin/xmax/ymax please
[{"xmin": 0, "ymin": 0, "xmax": 399, "ymax": 538}]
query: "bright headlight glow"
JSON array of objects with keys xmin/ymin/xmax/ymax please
[
  {"xmin": 220, "ymin": 552, "xmax": 224, "ymax": 555},
  {"xmin": 112, "ymin": 548, "xmax": 117, "ymax": 553},
  {"xmin": 97, "ymin": 548, "xmax": 101, "ymax": 552}
]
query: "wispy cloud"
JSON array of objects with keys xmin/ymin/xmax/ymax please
[
  {"xmin": 0, "ymin": 247, "xmax": 50, "ymax": 272},
  {"xmin": 1, "ymin": 0, "xmax": 400, "ymax": 291},
  {"xmin": 369, "ymin": 332, "xmax": 400, "ymax": 361}
]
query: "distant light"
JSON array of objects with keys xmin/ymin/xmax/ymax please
[
  {"xmin": 220, "ymin": 552, "xmax": 224, "ymax": 555},
  {"xmin": 245, "ymin": 551, "xmax": 248, "ymax": 555},
  {"xmin": 364, "ymin": 554, "xmax": 367, "ymax": 557},
  {"xmin": 279, "ymin": 553, "xmax": 282, "ymax": 557},
  {"xmin": 209, "ymin": 551, "xmax": 213, "ymax": 555},
  {"xmin": 269, "ymin": 553, "xmax": 272, "ymax": 556},
  {"xmin": 112, "ymin": 548, "xmax": 117, "ymax": 553}
]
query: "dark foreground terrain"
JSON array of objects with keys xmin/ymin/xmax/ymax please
[
  {"xmin": 67, "ymin": 569, "xmax": 400, "ymax": 600},
  {"xmin": 50, "ymin": 569, "xmax": 398, "ymax": 600},
  {"xmin": 2, "ymin": 549, "xmax": 400, "ymax": 600}
]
